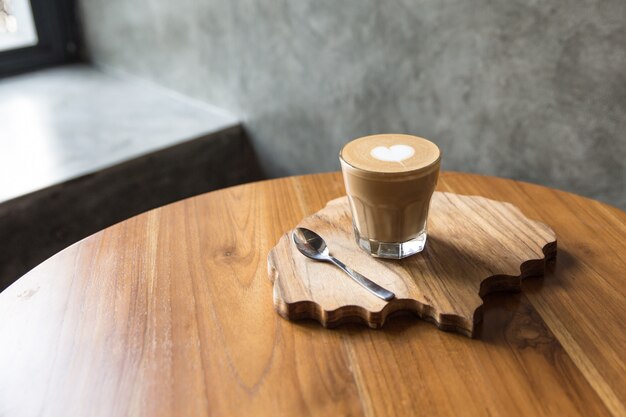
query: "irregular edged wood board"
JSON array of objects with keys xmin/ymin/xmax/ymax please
[{"xmin": 268, "ymin": 192, "xmax": 557, "ymax": 337}]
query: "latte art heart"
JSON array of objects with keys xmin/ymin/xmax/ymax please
[{"xmin": 370, "ymin": 145, "xmax": 415, "ymax": 162}]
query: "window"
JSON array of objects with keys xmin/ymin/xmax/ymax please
[
  {"xmin": 0, "ymin": 0, "xmax": 38, "ymax": 52},
  {"xmin": 0, "ymin": 0, "xmax": 80, "ymax": 76}
]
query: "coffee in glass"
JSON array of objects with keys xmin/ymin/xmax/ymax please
[{"xmin": 339, "ymin": 134, "xmax": 441, "ymax": 259}]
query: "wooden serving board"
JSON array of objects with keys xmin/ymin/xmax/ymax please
[{"xmin": 267, "ymin": 192, "xmax": 557, "ymax": 337}]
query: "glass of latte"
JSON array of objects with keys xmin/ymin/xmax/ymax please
[{"xmin": 339, "ymin": 134, "xmax": 441, "ymax": 259}]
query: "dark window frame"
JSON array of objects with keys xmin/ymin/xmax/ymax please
[{"xmin": 0, "ymin": 0, "xmax": 81, "ymax": 77}]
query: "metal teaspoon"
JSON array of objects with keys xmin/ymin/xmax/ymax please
[{"xmin": 292, "ymin": 227, "xmax": 395, "ymax": 301}]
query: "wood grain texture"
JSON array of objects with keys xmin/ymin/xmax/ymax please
[
  {"xmin": 0, "ymin": 172, "xmax": 624, "ymax": 417},
  {"xmin": 268, "ymin": 193, "xmax": 556, "ymax": 336}
]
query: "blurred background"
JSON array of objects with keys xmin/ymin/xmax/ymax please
[{"xmin": 1, "ymin": 0, "xmax": 625, "ymax": 289}]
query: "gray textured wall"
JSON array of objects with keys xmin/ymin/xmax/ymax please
[{"xmin": 79, "ymin": 0, "xmax": 626, "ymax": 208}]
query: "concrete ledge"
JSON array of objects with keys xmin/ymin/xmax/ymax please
[{"xmin": 0, "ymin": 64, "xmax": 243, "ymax": 203}]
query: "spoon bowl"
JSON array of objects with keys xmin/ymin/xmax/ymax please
[{"xmin": 292, "ymin": 227, "xmax": 331, "ymax": 260}]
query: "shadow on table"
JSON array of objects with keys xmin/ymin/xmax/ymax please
[{"xmin": 472, "ymin": 246, "xmax": 576, "ymax": 345}]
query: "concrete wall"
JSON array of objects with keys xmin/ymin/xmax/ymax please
[{"xmin": 79, "ymin": 0, "xmax": 626, "ymax": 208}]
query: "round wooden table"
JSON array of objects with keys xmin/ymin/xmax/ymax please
[{"xmin": 0, "ymin": 172, "xmax": 624, "ymax": 417}]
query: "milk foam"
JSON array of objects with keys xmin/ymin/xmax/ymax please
[
  {"xmin": 341, "ymin": 134, "xmax": 440, "ymax": 174},
  {"xmin": 370, "ymin": 145, "xmax": 415, "ymax": 162}
]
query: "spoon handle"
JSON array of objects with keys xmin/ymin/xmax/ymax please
[{"xmin": 328, "ymin": 257, "xmax": 395, "ymax": 301}]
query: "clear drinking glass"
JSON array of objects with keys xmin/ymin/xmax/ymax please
[{"xmin": 339, "ymin": 134, "xmax": 440, "ymax": 259}]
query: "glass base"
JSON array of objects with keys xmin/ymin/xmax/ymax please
[{"xmin": 354, "ymin": 228, "xmax": 427, "ymax": 259}]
